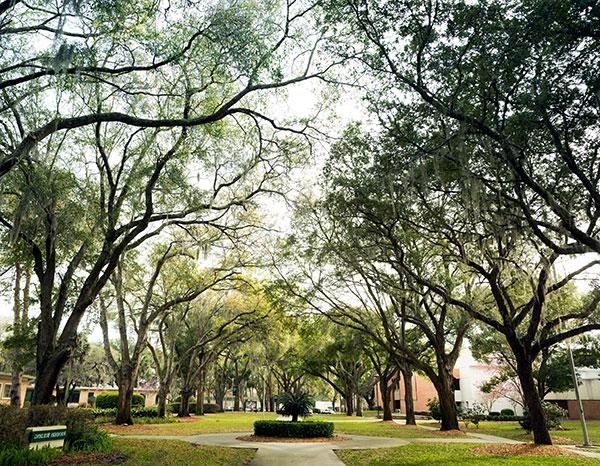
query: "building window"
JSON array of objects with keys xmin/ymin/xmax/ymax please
[
  {"xmin": 2, "ymin": 384, "xmax": 12, "ymax": 399},
  {"xmin": 452, "ymin": 377, "xmax": 460, "ymax": 391}
]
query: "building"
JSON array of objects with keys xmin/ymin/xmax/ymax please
[
  {"xmin": 0, "ymin": 372, "xmax": 35, "ymax": 405},
  {"xmin": 546, "ymin": 367, "xmax": 600, "ymax": 420},
  {"xmin": 374, "ymin": 347, "xmax": 523, "ymax": 416},
  {"xmin": 0, "ymin": 372, "xmax": 157, "ymax": 408}
]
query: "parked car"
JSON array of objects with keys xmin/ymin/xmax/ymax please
[{"xmin": 320, "ymin": 408, "xmax": 335, "ymax": 414}]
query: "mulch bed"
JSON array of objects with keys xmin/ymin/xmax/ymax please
[
  {"xmin": 471, "ymin": 444, "xmax": 580, "ymax": 457},
  {"xmin": 53, "ymin": 451, "xmax": 128, "ymax": 465},
  {"xmin": 236, "ymin": 435, "xmax": 350, "ymax": 443}
]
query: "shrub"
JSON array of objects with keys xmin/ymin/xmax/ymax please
[
  {"xmin": 254, "ymin": 420, "xmax": 334, "ymax": 438},
  {"xmin": 519, "ymin": 401, "xmax": 567, "ymax": 432},
  {"xmin": 0, "ymin": 405, "xmax": 28, "ymax": 449},
  {"xmin": 1, "ymin": 405, "xmax": 112, "ymax": 453},
  {"xmin": 202, "ymin": 404, "xmax": 218, "ymax": 414},
  {"xmin": 426, "ymin": 398, "xmax": 441, "ymax": 421},
  {"xmin": 169, "ymin": 396, "xmax": 198, "ymax": 414},
  {"xmin": 132, "ymin": 416, "xmax": 177, "ymax": 424},
  {"xmin": 484, "ymin": 414, "xmax": 524, "ymax": 422},
  {"xmin": 460, "ymin": 403, "xmax": 486, "ymax": 429},
  {"xmin": 85, "ymin": 408, "xmax": 116, "ymax": 418},
  {"xmin": 500, "ymin": 408, "xmax": 515, "ymax": 416},
  {"xmin": 132, "ymin": 407, "xmax": 159, "ymax": 418},
  {"xmin": 280, "ymin": 391, "xmax": 313, "ymax": 422},
  {"xmin": 488, "ymin": 411, "xmax": 500, "ymax": 417},
  {"xmin": 95, "ymin": 392, "xmax": 144, "ymax": 409},
  {"xmin": 0, "ymin": 447, "xmax": 60, "ymax": 466}
]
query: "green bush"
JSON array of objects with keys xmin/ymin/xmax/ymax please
[
  {"xmin": 0, "ymin": 405, "xmax": 112, "ymax": 453},
  {"xmin": 484, "ymin": 414, "xmax": 524, "ymax": 422},
  {"xmin": 95, "ymin": 392, "xmax": 144, "ymax": 409},
  {"xmin": 519, "ymin": 401, "xmax": 567, "ymax": 432},
  {"xmin": 168, "ymin": 400, "xmax": 197, "ymax": 414},
  {"xmin": 426, "ymin": 398, "xmax": 441, "ymax": 421},
  {"xmin": 254, "ymin": 420, "xmax": 334, "ymax": 438},
  {"xmin": 202, "ymin": 404, "xmax": 218, "ymax": 414},
  {"xmin": 86, "ymin": 406, "xmax": 159, "ymax": 419},
  {"xmin": 132, "ymin": 416, "xmax": 177, "ymax": 424},
  {"xmin": 0, "ymin": 447, "xmax": 60, "ymax": 466},
  {"xmin": 500, "ymin": 408, "xmax": 515, "ymax": 416},
  {"xmin": 488, "ymin": 411, "xmax": 500, "ymax": 417},
  {"xmin": 460, "ymin": 403, "xmax": 486, "ymax": 428},
  {"xmin": 0, "ymin": 405, "xmax": 28, "ymax": 449}
]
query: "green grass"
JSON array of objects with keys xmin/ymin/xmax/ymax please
[
  {"xmin": 77, "ymin": 438, "xmax": 255, "ymax": 465},
  {"xmin": 334, "ymin": 420, "xmax": 466, "ymax": 438},
  {"xmin": 421, "ymin": 420, "xmax": 600, "ymax": 445},
  {"xmin": 102, "ymin": 412, "xmax": 277, "ymax": 436},
  {"xmin": 336, "ymin": 442, "xmax": 600, "ymax": 465}
]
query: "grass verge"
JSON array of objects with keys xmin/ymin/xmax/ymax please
[
  {"xmin": 59, "ymin": 438, "xmax": 255, "ymax": 465},
  {"xmin": 335, "ymin": 442, "xmax": 600, "ymax": 465}
]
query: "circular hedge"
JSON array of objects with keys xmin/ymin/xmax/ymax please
[{"xmin": 253, "ymin": 420, "xmax": 334, "ymax": 438}]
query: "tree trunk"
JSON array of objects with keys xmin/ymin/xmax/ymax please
[
  {"xmin": 514, "ymin": 348, "xmax": 552, "ymax": 445},
  {"xmin": 10, "ymin": 369, "xmax": 22, "ymax": 407},
  {"xmin": 233, "ymin": 380, "xmax": 240, "ymax": 411},
  {"xmin": 196, "ymin": 370, "xmax": 205, "ymax": 416},
  {"xmin": 179, "ymin": 389, "xmax": 192, "ymax": 417},
  {"xmin": 435, "ymin": 372, "xmax": 459, "ymax": 431},
  {"xmin": 116, "ymin": 379, "xmax": 134, "ymax": 425},
  {"xmin": 345, "ymin": 394, "xmax": 353, "ymax": 416},
  {"xmin": 380, "ymin": 377, "xmax": 393, "ymax": 421},
  {"xmin": 32, "ymin": 353, "xmax": 66, "ymax": 404},
  {"xmin": 400, "ymin": 366, "xmax": 416, "ymax": 425},
  {"xmin": 355, "ymin": 392, "xmax": 363, "ymax": 416},
  {"xmin": 157, "ymin": 385, "xmax": 169, "ymax": 417},
  {"xmin": 215, "ymin": 393, "xmax": 224, "ymax": 412},
  {"xmin": 10, "ymin": 263, "xmax": 22, "ymax": 407}
]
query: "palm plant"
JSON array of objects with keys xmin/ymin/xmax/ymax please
[{"xmin": 281, "ymin": 391, "xmax": 313, "ymax": 422}]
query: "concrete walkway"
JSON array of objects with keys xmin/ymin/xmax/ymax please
[
  {"xmin": 117, "ymin": 432, "xmax": 408, "ymax": 465},
  {"xmin": 114, "ymin": 421, "xmax": 600, "ymax": 464}
]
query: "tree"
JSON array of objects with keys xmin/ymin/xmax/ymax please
[
  {"xmin": 0, "ymin": 0, "xmax": 332, "ymax": 178},
  {"xmin": 0, "ymin": 0, "xmax": 333, "ymax": 404},
  {"xmin": 323, "ymin": 1, "xmax": 600, "ymax": 443},
  {"xmin": 99, "ymin": 240, "xmax": 236, "ymax": 424}
]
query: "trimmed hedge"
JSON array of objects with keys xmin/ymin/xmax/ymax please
[
  {"xmin": 500, "ymin": 408, "xmax": 515, "ymax": 416},
  {"xmin": 484, "ymin": 414, "xmax": 524, "ymax": 422},
  {"xmin": 85, "ymin": 407, "xmax": 159, "ymax": 418},
  {"xmin": 95, "ymin": 392, "xmax": 145, "ymax": 409},
  {"xmin": 254, "ymin": 420, "xmax": 334, "ymax": 438}
]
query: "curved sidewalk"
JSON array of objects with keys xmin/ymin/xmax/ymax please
[{"xmin": 119, "ymin": 432, "xmax": 408, "ymax": 466}]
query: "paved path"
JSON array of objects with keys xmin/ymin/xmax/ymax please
[
  {"xmin": 115, "ymin": 422, "xmax": 600, "ymax": 464},
  {"xmin": 117, "ymin": 432, "xmax": 408, "ymax": 465}
]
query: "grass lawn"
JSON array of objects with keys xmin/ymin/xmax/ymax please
[
  {"xmin": 336, "ymin": 442, "xmax": 600, "ymax": 465},
  {"xmin": 420, "ymin": 420, "xmax": 600, "ymax": 445},
  {"xmin": 68, "ymin": 438, "xmax": 255, "ymax": 465},
  {"xmin": 102, "ymin": 412, "xmax": 277, "ymax": 436},
  {"xmin": 334, "ymin": 420, "xmax": 466, "ymax": 439}
]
